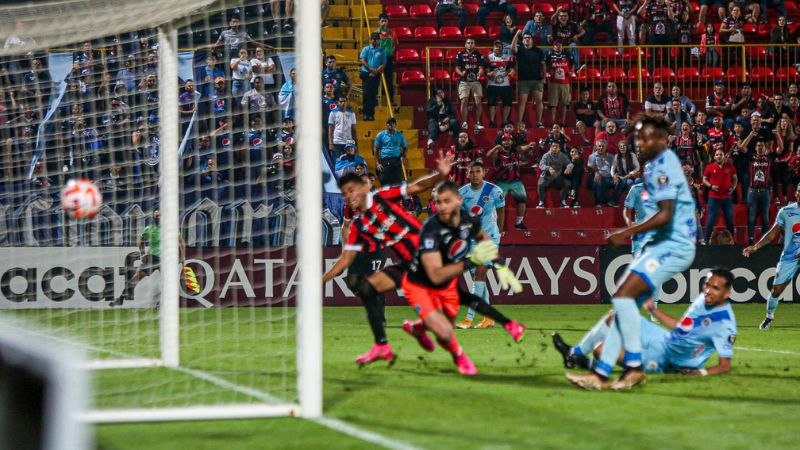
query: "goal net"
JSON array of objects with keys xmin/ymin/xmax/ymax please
[{"xmin": 0, "ymin": 0, "xmax": 322, "ymax": 421}]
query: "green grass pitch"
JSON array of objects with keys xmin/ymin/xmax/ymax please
[{"xmin": 94, "ymin": 304, "xmax": 798, "ymax": 450}]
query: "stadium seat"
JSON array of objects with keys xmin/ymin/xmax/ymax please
[
  {"xmin": 746, "ymin": 46, "xmax": 767, "ymax": 57},
  {"xmin": 776, "ymin": 66, "xmax": 800, "ymax": 79},
  {"xmin": 749, "ymin": 66, "xmax": 774, "ymax": 79},
  {"xmin": 579, "ymin": 48, "xmax": 595, "ymax": 61},
  {"xmin": 689, "ymin": 1, "xmax": 700, "ymax": 13},
  {"xmin": 439, "ymin": 26, "xmax": 463, "ymax": 38},
  {"xmin": 512, "ymin": 3, "xmax": 531, "ymax": 15},
  {"xmin": 602, "ymin": 67, "xmax": 626, "ymax": 81},
  {"xmin": 409, "ymin": 4, "xmax": 433, "ymax": 17},
  {"xmin": 401, "ymin": 70, "xmax": 426, "ymax": 84},
  {"xmin": 677, "ymin": 67, "xmax": 700, "ymax": 80},
  {"xmin": 595, "ymin": 47, "xmax": 620, "ymax": 59},
  {"xmin": 577, "ymin": 67, "xmax": 601, "ymax": 81},
  {"xmin": 487, "ymin": 26, "xmax": 500, "ymax": 38},
  {"xmin": 395, "ymin": 48, "xmax": 420, "ymax": 63},
  {"xmin": 430, "ymin": 69, "xmax": 451, "ymax": 82},
  {"xmin": 464, "ymin": 26, "xmax": 487, "ymax": 38},
  {"xmin": 394, "ymin": 27, "xmax": 413, "ymax": 39},
  {"xmin": 445, "ymin": 49, "xmax": 461, "ymax": 60},
  {"xmin": 428, "ymin": 48, "xmax": 445, "ymax": 62},
  {"xmin": 726, "ymin": 66, "xmax": 746, "ymax": 80},
  {"xmin": 787, "ymin": 1, "xmax": 799, "ymax": 14},
  {"xmin": 627, "ymin": 68, "xmax": 651, "ymax": 80},
  {"xmin": 743, "ymin": 23, "xmax": 757, "ymax": 34},
  {"xmin": 414, "ymin": 26, "xmax": 438, "ymax": 39},
  {"xmin": 757, "ymin": 23, "xmax": 772, "ymax": 37},
  {"xmin": 652, "ymin": 67, "xmax": 676, "ymax": 80},
  {"xmin": 536, "ymin": 4, "xmax": 555, "ymax": 14},
  {"xmin": 702, "ymin": 67, "xmax": 725, "ymax": 79},
  {"xmin": 384, "ymin": 5, "xmax": 408, "ymax": 17},
  {"xmin": 464, "ymin": 3, "xmax": 479, "ymax": 14}
]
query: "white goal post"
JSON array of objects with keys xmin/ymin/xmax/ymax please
[{"xmin": 0, "ymin": 0, "xmax": 322, "ymax": 422}]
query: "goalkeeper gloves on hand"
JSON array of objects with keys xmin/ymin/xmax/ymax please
[
  {"xmin": 495, "ymin": 264, "xmax": 522, "ymax": 293},
  {"xmin": 469, "ymin": 240, "xmax": 499, "ymax": 266}
]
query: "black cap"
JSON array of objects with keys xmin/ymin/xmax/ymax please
[
  {"xmin": 370, "ymin": 32, "xmax": 381, "ymax": 40},
  {"xmin": 386, "ymin": 116, "xmax": 397, "ymax": 124}
]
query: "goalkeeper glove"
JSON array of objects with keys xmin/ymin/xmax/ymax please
[
  {"xmin": 468, "ymin": 240, "xmax": 499, "ymax": 266},
  {"xmin": 495, "ymin": 264, "xmax": 522, "ymax": 293}
]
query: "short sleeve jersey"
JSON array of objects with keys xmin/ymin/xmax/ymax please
[
  {"xmin": 665, "ymin": 294, "xmax": 737, "ymax": 370},
  {"xmin": 545, "ymin": 52, "xmax": 574, "ymax": 84},
  {"xmin": 459, "ymin": 182, "xmax": 505, "ymax": 237},
  {"xmin": 455, "ymin": 50, "xmax": 484, "ymax": 82},
  {"xmin": 640, "ymin": 149, "xmax": 698, "ymax": 248},
  {"xmin": 141, "ymin": 225, "xmax": 161, "ymax": 257},
  {"xmin": 485, "ymin": 52, "xmax": 514, "ymax": 87},
  {"xmin": 775, "ymin": 203, "xmax": 800, "ymax": 261},
  {"xmin": 408, "ymin": 211, "xmax": 482, "ymax": 288},
  {"xmin": 493, "ymin": 149, "xmax": 522, "ymax": 182}
]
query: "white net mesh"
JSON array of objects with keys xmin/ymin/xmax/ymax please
[{"xmin": 0, "ymin": 0, "xmax": 315, "ymax": 418}]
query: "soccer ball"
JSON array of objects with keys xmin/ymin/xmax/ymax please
[{"xmin": 61, "ymin": 179, "xmax": 102, "ymax": 219}]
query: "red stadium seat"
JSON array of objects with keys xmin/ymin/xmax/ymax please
[
  {"xmin": 702, "ymin": 67, "xmax": 725, "ymax": 79},
  {"xmin": 464, "ymin": 26, "xmax": 487, "ymax": 38},
  {"xmin": 413, "ymin": 26, "xmax": 438, "ymax": 39},
  {"xmin": 757, "ymin": 23, "xmax": 772, "ymax": 37},
  {"xmin": 512, "ymin": 3, "xmax": 531, "ymax": 14},
  {"xmin": 445, "ymin": 49, "xmax": 461, "ymax": 60},
  {"xmin": 627, "ymin": 68, "xmax": 651, "ymax": 80},
  {"xmin": 439, "ymin": 26, "xmax": 463, "ymax": 38},
  {"xmin": 689, "ymin": 1, "xmax": 700, "ymax": 13},
  {"xmin": 535, "ymin": 4, "xmax": 555, "ymax": 14},
  {"xmin": 427, "ymin": 48, "xmax": 445, "ymax": 62},
  {"xmin": 776, "ymin": 66, "xmax": 800, "ymax": 79},
  {"xmin": 409, "ymin": 4, "xmax": 433, "ymax": 17},
  {"xmin": 787, "ymin": 1, "xmax": 799, "ymax": 14},
  {"xmin": 487, "ymin": 26, "xmax": 500, "ymax": 38},
  {"xmin": 464, "ymin": 3, "xmax": 479, "ymax": 14},
  {"xmin": 577, "ymin": 67, "xmax": 601, "ymax": 81},
  {"xmin": 652, "ymin": 67, "xmax": 676, "ymax": 80},
  {"xmin": 726, "ymin": 66, "xmax": 746, "ymax": 80},
  {"xmin": 394, "ymin": 27, "xmax": 412, "ymax": 39},
  {"xmin": 677, "ymin": 67, "xmax": 700, "ymax": 80},
  {"xmin": 749, "ymin": 66, "xmax": 774, "ymax": 79},
  {"xmin": 743, "ymin": 23, "xmax": 757, "ymax": 34},
  {"xmin": 746, "ymin": 46, "xmax": 767, "ymax": 57},
  {"xmin": 602, "ymin": 67, "xmax": 626, "ymax": 81},
  {"xmin": 430, "ymin": 69, "xmax": 451, "ymax": 82},
  {"xmin": 579, "ymin": 48, "xmax": 595, "ymax": 61},
  {"xmin": 384, "ymin": 5, "xmax": 408, "ymax": 17},
  {"xmin": 400, "ymin": 70, "xmax": 426, "ymax": 84},
  {"xmin": 395, "ymin": 48, "xmax": 420, "ymax": 63},
  {"xmin": 595, "ymin": 47, "xmax": 621, "ymax": 59}
]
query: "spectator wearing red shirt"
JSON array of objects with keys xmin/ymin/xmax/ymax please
[
  {"xmin": 594, "ymin": 119, "xmax": 626, "ymax": 154},
  {"xmin": 706, "ymin": 79, "xmax": 733, "ymax": 129},
  {"xmin": 545, "ymin": 42, "xmax": 575, "ymax": 125},
  {"xmin": 487, "ymin": 133, "xmax": 529, "ymax": 229},
  {"xmin": 596, "ymin": 82, "xmax": 630, "ymax": 133},
  {"xmin": 703, "ymin": 148, "xmax": 737, "ymax": 241},
  {"xmin": 747, "ymin": 141, "xmax": 771, "ymax": 245}
]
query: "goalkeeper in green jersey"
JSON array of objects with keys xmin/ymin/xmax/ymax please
[{"xmin": 115, "ymin": 209, "xmax": 185, "ymax": 305}]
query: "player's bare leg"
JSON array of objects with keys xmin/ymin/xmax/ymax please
[
  {"xmin": 423, "ymin": 309, "xmax": 477, "ymax": 375},
  {"xmin": 353, "ymin": 271, "xmax": 397, "ymax": 367}
]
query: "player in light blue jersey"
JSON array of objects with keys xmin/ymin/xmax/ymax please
[
  {"xmin": 624, "ymin": 182, "xmax": 661, "ymax": 322},
  {"xmin": 743, "ymin": 185, "xmax": 800, "ymax": 330},
  {"xmin": 554, "ymin": 268, "xmax": 736, "ymax": 377},
  {"xmin": 456, "ymin": 161, "xmax": 506, "ymax": 329},
  {"xmin": 567, "ymin": 116, "xmax": 697, "ymax": 391}
]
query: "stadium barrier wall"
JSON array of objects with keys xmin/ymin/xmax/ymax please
[
  {"xmin": 3, "ymin": 245, "xmax": 788, "ymax": 308},
  {"xmin": 600, "ymin": 246, "xmax": 790, "ymax": 304}
]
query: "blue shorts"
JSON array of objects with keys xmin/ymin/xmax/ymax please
[
  {"xmin": 774, "ymin": 257, "xmax": 798, "ymax": 285},
  {"xmin": 625, "ymin": 243, "xmax": 695, "ymax": 298},
  {"xmin": 640, "ymin": 318, "xmax": 669, "ymax": 374}
]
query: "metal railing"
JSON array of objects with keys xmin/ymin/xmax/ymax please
[{"xmin": 424, "ymin": 43, "xmax": 800, "ymax": 104}]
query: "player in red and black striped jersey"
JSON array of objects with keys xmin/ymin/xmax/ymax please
[{"xmin": 401, "ymin": 181, "xmax": 524, "ymax": 375}]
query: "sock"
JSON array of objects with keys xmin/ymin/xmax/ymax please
[
  {"xmin": 767, "ymin": 294, "xmax": 780, "ymax": 319},
  {"xmin": 438, "ymin": 336, "xmax": 463, "ymax": 358},
  {"xmin": 516, "ymin": 216, "xmax": 524, "ymax": 224},
  {"xmin": 362, "ymin": 294, "xmax": 388, "ymax": 344},
  {"xmin": 466, "ymin": 281, "xmax": 488, "ymax": 321},
  {"xmin": 595, "ymin": 317, "xmax": 621, "ymax": 379},
  {"xmin": 611, "ymin": 296, "xmax": 642, "ymax": 368},
  {"xmin": 574, "ymin": 315, "xmax": 611, "ymax": 357},
  {"xmin": 458, "ymin": 287, "xmax": 510, "ymax": 325}
]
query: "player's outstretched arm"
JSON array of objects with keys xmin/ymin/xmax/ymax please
[
  {"xmin": 643, "ymin": 299, "xmax": 679, "ymax": 329},
  {"xmin": 682, "ymin": 357, "xmax": 731, "ymax": 376},
  {"xmin": 407, "ymin": 150, "xmax": 454, "ymax": 196},
  {"xmin": 743, "ymin": 223, "xmax": 783, "ymax": 257},
  {"xmin": 322, "ymin": 250, "xmax": 356, "ymax": 283},
  {"xmin": 608, "ymin": 199, "xmax": 674, "ymax": 247}
]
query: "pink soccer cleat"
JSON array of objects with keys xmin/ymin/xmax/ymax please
[
  {"xmin": 355, "ymin": 343, "xmax": 396, "ymax": 367},
  {"xmin": 455, "ymin": 352, "xmax": 478, "ymax": 376},
  {"xmin": 403, "ymin": 320, "xmax": 435, "ymax": 352},
  {"xmin": 504, "ymin": 320, "xmax": 527, "ymax": 343}
]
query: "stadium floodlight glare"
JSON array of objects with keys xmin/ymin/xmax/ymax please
[{"xmin": 0, "ymin": 0, "xmax": 321, "ymax": 422}]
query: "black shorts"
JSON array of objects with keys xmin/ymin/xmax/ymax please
[
  {"xmin": 487, "ymin": 85, "xmax": 513, "ymax": 106},
  {"xmin": 380, "ymin": 261, "xmax": 409, "ymax": 287},
  {"xmin": 349, "ymin": 249, "xmax": 386, "ymax": 275},
  {"xmin": 139, "ymin": 255, "xmax": 160, "ymax": 275}
]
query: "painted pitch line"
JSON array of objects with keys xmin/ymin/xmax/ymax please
[
  {"xmin": 738, "ymin": 346, "xmax": 800, "ymax": 356},
  {"xmin": 311, "ymin": 416, "xmax": 424, "ymax": 450}
]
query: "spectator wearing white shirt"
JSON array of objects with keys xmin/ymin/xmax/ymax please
[
  {"xmin": 644, "ymin": 82, "xmax": 669, "ymax": 118},
  {"xmin": 250, "ymin": 47, "xmax": 278, "ymax": 93},
  {"xmin": 328, "ymin": 96, "xmax": 357, "ymax": 158},
  {"xmin": 230, "ymin": 48, "xmax": 252, "ymax": 101}
]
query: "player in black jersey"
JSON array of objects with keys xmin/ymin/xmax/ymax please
[{"xmin": 401, "ymin": 181, "xmax": 522, "ymax": 375}]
